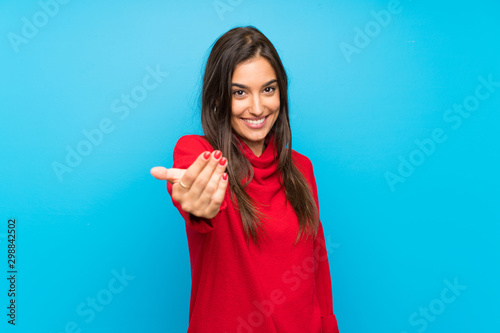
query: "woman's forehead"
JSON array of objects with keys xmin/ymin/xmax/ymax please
[{"xmin": 232, "ymin": 57, "xmax": 277, "ymax": 85}]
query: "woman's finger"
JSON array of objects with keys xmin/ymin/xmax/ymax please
[
  {"xmin": 197, "ymin": 155, "xmax": 228, "ymax": 207},
  {"xmin": 187, "ymin": 150, "xmax": 223, "ymax": 199},
  {"xmin": 150, "ymin": 167, "xmax": 186, "ymax": 184},
  {"xmin": 205, "ymin": 173, "xmax": 229, "ymax": 217},
  {"xmin": 176, "ymin": 151, "xmax": 212, "ymax": 189}
]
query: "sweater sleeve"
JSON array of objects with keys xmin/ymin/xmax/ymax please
[
  {"xmin": 293, "ymin": 152, "xmax": 340, "ymax": 333},
  {"xmin": 315, "ymin": 221, "xmax": 340, "ymax": 332},
  {"xmin": 166, "ymin": 135, "xmax": 228, "ymax": 233}
]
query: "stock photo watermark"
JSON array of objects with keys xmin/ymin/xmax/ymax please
[
  {"xmin": 236, "ymin": 235, "xmax": 340, "ymax": 332},
  {"xmin": 213, "ymin": 0, "xmax": 243, "ymax": 21},
  {"xmin": 51, "ymin": 64, "xmax": 168, "ymax": 182},
  {"xmin": 400, "ymin": 277, "xmax": 467, "ymax": 333},
  {"xmin": 54, "ymin": 267, "xmax": 135, "ymax": 333},
  {"xmin": 6, "ymin": 219, "xmax": 17, "ymax": 326},
  {"xmin": 339, "ymin": 0, "xmax": 404, "ymax": 63},
  {"xmin": 7, "ymin": 0, "xmax": 71, "ymax": 53},
  {"xmin": 385, "ymin": 73, "xmax": 500, "ymax": 192}
]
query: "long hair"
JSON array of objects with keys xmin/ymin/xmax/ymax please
[{"xmin": 201, "ymin": 26, "xmax": 319, "ymax": 246}]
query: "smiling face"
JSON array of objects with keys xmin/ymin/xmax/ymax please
[{"xmin": 230, "ymin": 56, "xmax": 280, "ymax": 157}]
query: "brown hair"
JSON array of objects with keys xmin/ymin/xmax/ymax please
[{"xmin": 201, "ymin": 26, "xmax": 319, "ymax": 246}]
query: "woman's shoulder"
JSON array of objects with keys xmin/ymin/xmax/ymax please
[
  {"xmin": 175, "ymin": 134, "xmax": 213, "ymax": 151},
  {"xmin": 290, "ymin": 149, "xmax": 319, "ymax": 194},
  {"xmin": 291, "ymin": 149, "xmax": 316, "ymax": 181},
  {"xmin": 291, "ymin": 149, "xmax": 313, "ymax": 170},
  {"xmin": 172, "ymin": 135, "xmax": 214, "ymax": 169}
]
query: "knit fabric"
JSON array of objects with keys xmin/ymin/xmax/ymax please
[{"xmin": 166, "ymin": 134, "xmax": 339, "ymax": 333}]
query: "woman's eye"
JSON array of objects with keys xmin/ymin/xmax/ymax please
[
  {"xmin": 264, "ymin": 86, "xmax": 276, "ymax": 93},
  {"xmin": 233, "ymin": 90, "xmax": 245, "ymax": 96}
]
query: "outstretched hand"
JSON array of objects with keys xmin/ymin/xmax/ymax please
[{"xmin": 150, "ymin": 150, "xmax": 229, "ymax": 219}]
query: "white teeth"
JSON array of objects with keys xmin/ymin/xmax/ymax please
[{"xmin": 243, "ymin": 117, "xmax": 265, "ymax": 125}]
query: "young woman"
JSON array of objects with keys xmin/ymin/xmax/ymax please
[{"xmin": 151, "ymin": 26, "xmax": 339, "ymax": 333}]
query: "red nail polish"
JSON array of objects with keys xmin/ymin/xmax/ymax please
[
  {"xmin": 219, "ymin": 157, "xmax": 227, "ymax": 166},
  {"xmin": 214, "ymin": 151, "xmax": 222, "ymax": 159},
  {"xmin": 203, "ymin": 151, "xmax": 211, "ymax": 159},
  {"xmin": 222, "ymin": 173, "xmax": 228, "ymax": 181}
]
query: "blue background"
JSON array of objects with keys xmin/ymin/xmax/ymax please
[{"xmin": 1, "ymin": 0, "xmax": 499, "ymax": 332}]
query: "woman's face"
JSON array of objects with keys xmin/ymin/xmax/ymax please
[{"xmin": 230, "ymin": 56, "xmax": 280, "ymax": 157}]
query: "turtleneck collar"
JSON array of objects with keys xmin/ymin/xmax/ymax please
[{"xmin": 234, "ymin": 132, "xmax": 280, "ymax": 189}]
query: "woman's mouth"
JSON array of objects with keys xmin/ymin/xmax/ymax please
[{"xmin": 241, "ymin": 115, "xmax": 268, "ymax": 129}]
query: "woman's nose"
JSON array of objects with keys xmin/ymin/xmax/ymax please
[{"xmin": 249, "ymin": 96, "xmax": 264, "ymax": 116}]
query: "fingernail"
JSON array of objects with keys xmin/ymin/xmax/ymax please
[
  {"xmin": 219, "ymin": 157, "xmax": 227, "ymax": 166},
  {"xmin": 222, "ymin": 173, "xmax": 228, "ymax": 181},
  {"xmin": 203, "ymin": 151, "xmax": 211, "ymax": 159},
  {"xmin": 214, "ymin": 150, "xmax": 222, "ymax": 159}
]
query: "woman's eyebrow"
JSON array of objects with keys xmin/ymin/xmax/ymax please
[{"xmin": 231, "ymin": 79, "xmax": 277, "ymax": 89}]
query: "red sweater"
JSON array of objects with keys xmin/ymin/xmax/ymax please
[{"xmin": 167, "ymin": 134, "xmax": 339, "ymax": 333}]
